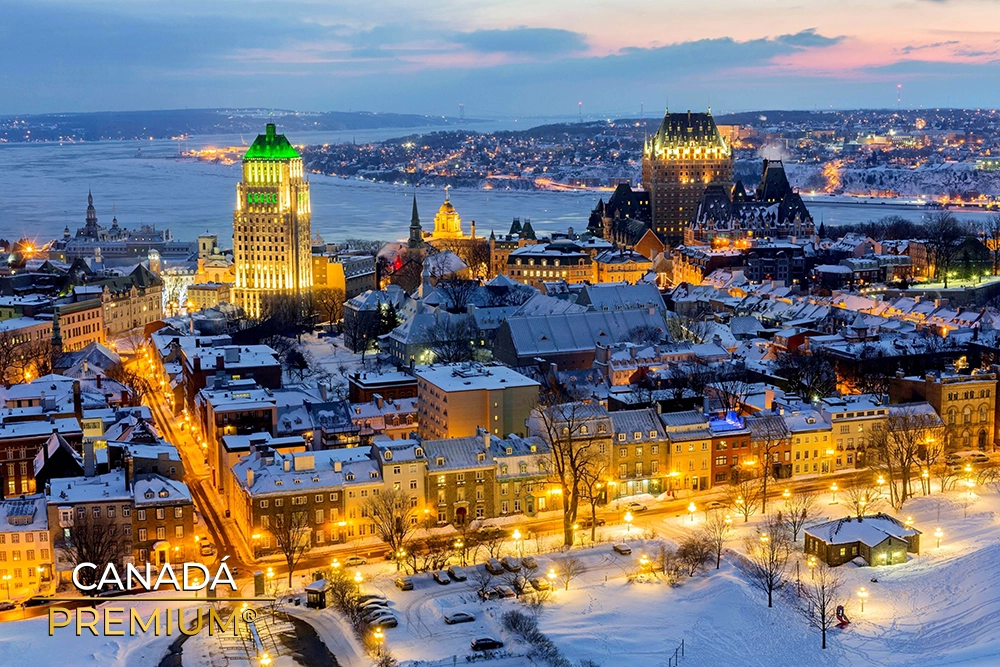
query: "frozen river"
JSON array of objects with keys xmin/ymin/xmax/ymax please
[{"xmin": 0, "ymin": 124, "xmax": 994, "ymax": 245}]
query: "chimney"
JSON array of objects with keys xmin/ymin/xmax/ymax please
[
  {"xmin": 319, "ymin": 382, "xmax": 329, "ymax": 402},
  {"xmin": 215, "ymin": 355, "xmax": 225, "ymax": 370},
  {"xmin": 334, "ymin": 461, "xmax": 342, "ymax": 473},
  {"xmin": 84, "ymin": 440, "xmax": 95, "ymax": 477},
  {"xmin": 193, "ymin": 357, "xmax": 202, "ymax": 372},
  {"xmin": 73, "ymin": 380, "xmax": 83, "ymax": 422},
  {"xmin": 283, "ymin": 459, "xmax": 291, "ymax": 472},
  {"xmin": 703, "ymin": 394, "xmax": 710, "ymax": 414},
  {"xmin": 247, "ymin": 469, "xmax": 255, "ymax": 487},
  {"xmin": 96, "ymin": 374, "xmax": 102, "ymax": 389},
  {"xmin": 764, "ymin": 389, "xmax": 775, "ymax": 411},
  {"xmin": 374, "ymin": 393, "xmax": 384, "ymax": 410}
]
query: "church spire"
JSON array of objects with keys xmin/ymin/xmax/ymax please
[{"xmin": 408, "ymin": 195, "xmax": 425, "ymax": 249}]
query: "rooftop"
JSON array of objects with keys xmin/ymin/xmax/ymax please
[
  {"xmin": 243, "ymin": 123, "xmax": 301, "ymax": 161},
  {"xmin": 415, "ymin": 363, "xmax": 539, "ymax": 392}
]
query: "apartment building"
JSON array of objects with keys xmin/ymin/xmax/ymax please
[{"xmin": 0, "ymin": 496, "xmax": 52, "ymax": 600}]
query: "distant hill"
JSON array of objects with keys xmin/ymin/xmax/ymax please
[{"xmin": 0, "ymin": 108, "xmax": 471, "ymax": 143}]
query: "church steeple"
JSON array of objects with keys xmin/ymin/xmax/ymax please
[{"xmin": 408, "ymin": 195, "xmax": 425, "ymax": 249}]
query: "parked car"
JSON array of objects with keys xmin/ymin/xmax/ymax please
[
  {"xmin": 485, "ymin": 559, "xmax": 505, "ymax": 575},
  {"xmin": 471, "ymin": 638, "xmax": 504, "ymax": 651},
  {"xmin": 500, "ymin": 556, "xmax": 521, "ymax": 572},
  {"xmin": 447, "ymin": 566, "xmax": 468, "ymax": 581},
  {"xmin": 521, "ymin": 556, "xmax": 538, "ymax": 570},
  {"xmin": 580, "ymin": 517, "xmax": 606, "ymax": 528},
  {"xmin": 199, "ymin": 542, "xmax": 216, "ymax": 557},
  {"xmin": 613, "ymin": 543, "xmax": 633, "ymax": 555},
  {"xmin": 0, "ymin": 602, "xmax": 15, "ymax": 612},
  {"xmin": 361, "ymin": 601, "xmax": 389, "ymax": 614},
  {"xmin": 444, "ymin": 611, "xmax": 475, "ymax": 624},
  {"xmin": 358, "ymin": 594, "xmax": 387, "ymax": 604},
  {"xmin": 706, "ymin": 501, "xmax": 724, "ymax": 510},
  {"xmin": 493, "ymin": 585, "xmax": 516, "ymax": 599},
  {"xmin": 345, "ymin": 556, "xmax": 368, "ymax": 567},
  {"xmin": 395, "ymin": 577, "xmax": 414, "ymax": 591},
  {"xmin": 528, "ymin": 577, "xmax": 551, "ymax": 591},
  {"xmin": 369, "ymin": 615, "xmax": 398, "ymax": 629},
  {"xmin": 432, "ymin": 571, "xmax": 451, "ymax": 585},
  {"xmin": 623, "ymin": 502, "xmax": 647, "ymax": 512},
  {"xmin": 363, "ymin": 609, "xmax": 395, "ymax": 624},
  {"xmin": 477, "ymin": 588, "xmax": 500, "ymax": 601}
]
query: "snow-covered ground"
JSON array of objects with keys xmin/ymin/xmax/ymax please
[{"xmin": 6, "ymin": 484, "xmax": 1000, "ymax": 666}]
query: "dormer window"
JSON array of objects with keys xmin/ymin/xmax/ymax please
[
  {"xmin": 618, "ymin": 433, "xmax": 626, "ymax": 442},
  {"xmin": 477, "ymin": 453, "xmax": 486, "ymax": 463},
  {"xmin": 580, "ymin": 426, "xmax": 588, "ymax": 435},
  {"xmin": 345, "ymin": 473, "xmax": 355, "ymax": 481},
  {"xmin": 436, "ymin": 457, "xmax": 445, "ymax": 466},
  {"xmin": 275, "ymin": 480, "xmax": 283, "ymax": 486},
  {"xmin": 530, "ymin": 445, "xmax": 537, "ymax": 453},
  {"xmin": 634, "ymin": 432, "xmax": 642, "ymax": 440},
  {"xmin": 159, "ymin": 490, "xmax": 168, "ymax": 498},
  {"xmin": 597, "ymin": 424, "xmax": 606, "ymax": 433},
  {"xmin": 384, "ymin": 450, "xmax": 393, "ymax": 461},
  {"xmin": 144, "ymin": 490, "xmax": 154, "ymax": 499},
  {"xmin": 649, "ymin": 431, "xmax": 657, "ymax": 438},
  {"xmin": 506, "ymin": 447, "xmax": 513, "ymax": 455},
  {"xmin": 370, "ymin": 471, "xmax": 379, "ymax": 479},
  {"xmin": 414, "ymin": 447, "xmax": 423, "ymax": 457}
]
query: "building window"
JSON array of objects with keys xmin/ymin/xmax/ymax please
[{"xmin": 137, "ymin": 509, "xmax": 146, "ymax": 521}]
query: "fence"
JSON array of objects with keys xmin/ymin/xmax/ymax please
[{"xmin": 666, "ymin": 638, "xmax": 686, "ymax": 667}]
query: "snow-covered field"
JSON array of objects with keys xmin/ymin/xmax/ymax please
[{"xmin": 5, "ymin": 484, "xmax": 1000, "ymax": 666}]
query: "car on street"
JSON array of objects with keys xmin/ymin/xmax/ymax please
[
  {"xmin": 444, "ymin": 611, "xmax": 475, "ymax": 624},
  {"xmin": 528, "ymin": 577, "xmax": 551, "ymax": 591},
  {"xmin": 485, "ymin": 558, "xmax": 504, "ymax": 575},
  {"xmin": 521, "ymin": 556, "xmax": 538, "ymax": 570},
  {"xmin": 345, "ymin": 556, "xmax": 368, "ymax": 567},
  {"xmin": 477, "ymin": 588, "xmax": 500, "ymax": 601},
  {"xmin": 432, "ymin": 571, "xmax": 451, "ymax": 585},
  {"xmin": 395, "ymin": 577, "xmax": 414, "ymax": 591},
  {"xmin": 613, "ymin": 543, "xmax": 633, "ymax": 555},
  {"xmin": 623, "ymin": 502, "xmax": 647, "ymax": 512},
  {"xmin": 580, "ymin": 517, "xmax": 606, "ymax": 528},
  {"xmin": 446, "ymin": 566, "xmax": 468, "ymax": 581},
  {"xmin": 706, "ymin": 501, "xmax": 724, "ymax": 510},
  {"xmin": 0, "ymin": 602, "xmax": 15, "ymax": 612},
  {"xmin": 361, "ymin": 600, "xmax": 389, "ymax": 613},
  {"xmin": 471, "ymin": 638, "xmax": 504, "ymax": 651},
  {"xmin": 500, "ymin": 556, "xmax": 521, "ymax": 572},
  {"xmin": 358, "ymin": 594, "xmax": 387, "ymax": 604},
  {"xmin": 200, "ymin": 542, "xmax": 216, "ymax": 557}
]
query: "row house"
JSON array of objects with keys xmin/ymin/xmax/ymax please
[
  {"xmin": 660, "ymin": 410, "xmax": 714, "ymax": 492},
  {"xmin": 0, "ymin": 419, "xmax": 83, "ymax": 497},
  {"xmin": 46, "ymin": 469, "xmax": 194, "ymax": 582},
  {"xmin": 423, "ymin": 431, "xmax": 497, "ymax": 526},
  {"xmin": 891, "ymin": 371, "xmax": 996, "ymax": 451},
  {"xmin": 0, "ymin": 495, "xmax": 53, "ymax": 600},
  {"xmin": 230, "ymin": 446, "xmax": 383, "ymax": 556},
  {"xmin": 745, "ymin": 413, "xmax": 792, "ymax": 480},
  {"xmin": 349, "ymin": 395, "xmax": 419, "ymax": 441},
  {"xmin": 494, "ymin": 435, "xmax": 559, "ymax": 517},
  {"xmin": 608, "ymin": 409, "xmax": 668, "ymax": 498},
  {"xmin": 818, "ymin": 395, "xmax": 890, "ymax": 469},
  {"xmin": 708, "ymin": 412, "xmax": 752, "ymax": 486}
]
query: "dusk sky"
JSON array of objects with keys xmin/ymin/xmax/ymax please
[{"xmin": 6, "ymin": 0, "xmax": 1000, "ymax": 116}]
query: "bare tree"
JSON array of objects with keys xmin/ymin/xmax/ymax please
[
  {"xmin": 842, "ymin": 477, "xmax": 884, "ymax": 520},
  {"xmin": 424, "ymin": 315, "xmax": 479, "ymax": 364},
  {"xmin": 502, "ymin": 570, "xmax": 530, "ymax": 598},
  {"xmin": 269, "ymin": 511, "xmax": 313, "ymax": 586},
  {"xmin": 104, "ymin": 361, "xmax": 152, "ymax": 403},
  {"xmin": 342, "ymin": 239, "xmax": 385, "ymax": 256},
  {"xmin": 780, "ymin": 493, "xmax": 817, "ymax": 542},
  {"xmin": 702, "ymin": 510, "xmax": 733, "ymax": 569},
  {"xmin": 577, "ymin": 451, "xmax": 610, "ymax": 543},
  {"xmin": 470, "ymin": 567, "xmax": 495, "ymax": 600},
  {"xmin": 474, "ymin": 528, "xmax": 507, "ymax": 561},
  {"xmin": 434, "ymin": 277, "xmax": 481, "ymax": 314},
  {"xmin": 342, "ymin": 308, "xmax": 381, "ymax": 361},
  {"xmin": 798, "ymin": 562, "xmax": 843, "ymax": 650},
  {"xmin": 925, "ymin": 211, "xmax": 966, "ymax": 287},
  {"xmin": 743, "ymin": 514, "xmax": 791, "ymax": 608},
  {"xmin": 363, "ymin": 488, "xmax": 417, "ymax": 570},
  {"xmin": 654, "ymin": 543, "xmax": 685, "ymax": 586},
  {"xmin": 984, "ymin": 214, "xmax": 1000, "ymax": 277},
  {"xmin": 523, "ymin": 589, "xmax": 552, "ymax": 617},
  {"xmin": 725, "ymin": 472, "xmax": 763, "ymax": 523},
  {"xmin": 746, "ymin": 414, "xmax": 790, "ymax": 514},
  {"xmin": 554, "ymin": 556, "xmax": 585, "ymax": 591},
  {"xmin": 313, "ymin": 287, "xmax": 346, "ymax": 332},
  {"xmin": 677, "ymin": 534, "xmax": 713, "ymax": 577},
  {"xmin": 59, "ymin": 511, "xmax": 131, "ymax": 592},
  {"xmin": 775, "ymin": 350, "xmax": 837, "ymax": 400},
  {"xmin": 711, "ymin": 363, "xmax": 754, "ymax": 414},
  {"xmin": 532, "ymin": 390, "xmax": 608, "ymax": 546},
  {"xmin": 869, "ymin": 407, "xmax": 941, "ymax": 508}
]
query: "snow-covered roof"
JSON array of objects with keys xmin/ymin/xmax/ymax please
[
  {"xmin": 48, "ymin": 470, "xmax": 131, "ymax": 504},
  {"xmin": 133, "ymin": 474, "xmax": 192, "ymax": 505},
  {"xmin": 805, "ymin": 513, "xmax": 920, "ymax": 548},
  {"xmin": 415, "ymin": 363, "xmax": 538, "ymax": 393},
  {"xmin": 0, "ymin": 495, "xmax": 47, "ymax": 533}
]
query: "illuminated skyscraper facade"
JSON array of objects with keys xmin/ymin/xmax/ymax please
[
  {"xmin": 642, "ymin": 109, "xmax": 733, "ymax": 244},
  {"xmin": 233, "ymin": 124, "xmax": 312, "ymax": 318}
]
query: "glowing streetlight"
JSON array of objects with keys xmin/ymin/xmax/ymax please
[
  {"xmin": 512, "ymin": 529, "xmax": 523, "ymax": 557},
  {"xmin": 547, "ymin": 567, "xmax": 557, "ymax": 583},
  {"xmin": 934, "ymin": 527, "xmax": 943, "ymax": 548},
  {"xmin": 259, "ymin": 652, "xmax": 272, "ymax": 667},
  {"xmin": 624, "ymin": 511, "xmax": 633, "ymax": 535},
  {"xmin": 830, "ymin": 482, "xmax": 839, "ymax": 503},
  {"xmin": 782, "ymin": 488, "xmax": 791, "ymax": 502},
  {"xmin": 904, "ymin": 516, "xmax": 914, "ymax": 529},
  {"xmin": 639, "ymin": 554, "xmax": 650, "ymax": 572},
  {"xmin": 373, "ymin": 627, "xmax": 385, "ymax": 655},
  {"xmin": 922, "ymin": 469, "xmax": 930, "ymax": 494},
  {"xmin": 807, "ymin": 555, "xmax": 817, "ymax": 580},
  {"xmin": 331, "ymin": 558, "xmax": 341, "ymax": 571},
  {"xmin": 876, "ymin": 475, "xmax": 885, "ymax": 496},
  {"xmin": 857, "ymin": 586, "xmax": 868, "ymax": 612},
  {"xmin": 687, "ymin": 502, "xmax": 697, "ymax": 523},
  {"xmin": 354, "ymin": 570, "xmax": 363, "ymax": 593}
]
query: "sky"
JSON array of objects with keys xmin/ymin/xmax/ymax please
[{"xmin": 5, "ymin": 0, "xmax": 1000, "ymax": 116}]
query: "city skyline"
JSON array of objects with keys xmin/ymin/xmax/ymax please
[{"xmin": 6, "ymin": 0, "xmax": 1000, "ymax": 116}]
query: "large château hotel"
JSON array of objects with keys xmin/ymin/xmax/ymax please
[
  {"xmin": 642, "ymin": 109, "xmax": 733, "ymax": 244},
  {"xmin": 233, "ymin": 124, "xmax": 313, "ymax": 318}
]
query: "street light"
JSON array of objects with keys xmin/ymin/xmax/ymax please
[
  {"xmin": 373, "ymin": 627, "xmax": 385, "ymax": 656},
  {"xmin": 922, "ymin": 469, "xmax": 930, "ymax": 495},
  {"xmin": 512, "ymin": 529, "xmax": 523, "ymax": 558},
  {"xmin": 624, "ymin": 511, "xmax": 633, "ymax": 536},
  {"xmin": 353, "ymin": 571, "xmax": 363, "ymax": 594},
  {"xmin": 251, "ymin": 532, "xmax": 261, "ymax": 559},
  {"xmin": 807, "ymin": 555, "xmax": 817, "ymax": 580},
  {"xmin": 877, "ymin": 475, "xmax": 885, "ymax": 496},
  {"xmin": 857, "ymin": 586, "xmax": 868, "ymax": 612},
  {"xmin": 259, "ymin": 652, "xmax": 272, "ymax": 667},
  {"xmin": 331, "ymin": 558, "xmax": 341, "ymax": 571},
  {"xmin": 1, "ymin": 574, "xmax": 11, "ymax": 600},
  {"xmin": 830, "ymin": 482, "xmax": 839, "ymax": 503},
  {"xmin": 454, "ymin": 539, "xmax": 465, "ymax": 566},
  {"xmin": 547, "ymin": 567, "xmax": 557, "ymax": 590},
  {"xmin": 639, "ymin": 554, "xmax": 650, "ymax": 573},
  {"xmin": 782, "ymin": 488, "xmax": 791, "ymax": 503},
  {"xmin": 687, "ymin": 502, "xmax": 696, "ymax": 523},
  {"xmin": 904, "ymin": 516, "xmax": 914, "ymax": 530},
  {"xmin": 934, "ymin": 527, "xmax": 943, "ymax": 548}
]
